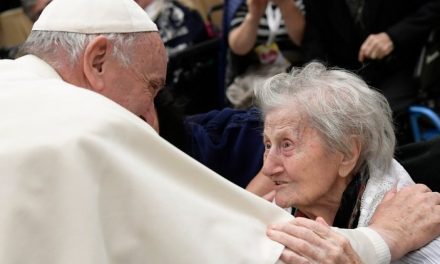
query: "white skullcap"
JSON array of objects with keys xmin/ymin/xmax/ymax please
[{"xmin": 32, "ymin": 0, "xmax": 158, "ymax": 33}]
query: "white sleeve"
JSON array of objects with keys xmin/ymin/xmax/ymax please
[{"xmin": 333, "ymin": 227, "xmax": 391, "ymax": 264}]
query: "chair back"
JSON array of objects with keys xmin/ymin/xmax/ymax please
[
  {"xmin": 409, "ymin": 105, "xmax": 440, "ymax": 142},
  {"xmin": 396, "ymin": 137, "xmax": 440, "ymax": 192}
]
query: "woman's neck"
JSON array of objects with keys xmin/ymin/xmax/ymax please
[
  {"xmin": 296, "ymin": 202, "xmax": 341, "ymax": 225},
  {"xmin": 296, "ymin": 177, "xmax": 353, "ymax": 225}
]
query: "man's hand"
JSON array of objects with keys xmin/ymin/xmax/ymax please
[
  {"xmin": 267, "ymin": 217, "xmax": 362, "ymax": 264},
  {"xmin": 369, "ymin": 184, "xmax": 440, "ymax": 261},
  {"xmin": 358, "ymin": 33, "xmax": 394, "ymax": 62}
]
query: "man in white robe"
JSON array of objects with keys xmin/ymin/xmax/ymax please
[{"xmin": 0, "ymin": 0, "xmax": 439, "ymax": 263}]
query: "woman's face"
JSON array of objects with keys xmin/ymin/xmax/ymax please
[{"xmin": 262, "ymin": 108, "xmax": 350, "ymax": 212}]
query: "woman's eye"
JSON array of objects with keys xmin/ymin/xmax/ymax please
[
  {"xmin": 282, "ymin": 141, "xmax": 293, "ymax": 149},
  {"xmin": 264, "ymin": 142, "xmax": 271, "ymax": 150}
]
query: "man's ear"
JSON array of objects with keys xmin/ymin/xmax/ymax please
[
  {"xmin": 83, "ymin": 36, "xmax": 110, "ymax": 92},
  {"xmin": 338, "ymin": 136, "xmax": 362, "ymax": 178}
]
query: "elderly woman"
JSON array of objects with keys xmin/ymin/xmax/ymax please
[{"xmin": 254, "ymin": 62, "xmax": 440, "ymax": 263}]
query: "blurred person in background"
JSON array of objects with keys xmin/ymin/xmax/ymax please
[
  {"xmin": 302, "ymin": 0, "xmax": 440, "ymax": 144},
  {"xmin": 0, "ymin": 0, "xmax": 32, "ymax": 58},
  {"xmin": 20, "ymin": 0, "xmax": 51, "ymax": 22},
  {"xmin": 226, "ymin": 0, "xmax": 305, "ymax": 109},
  {"xmin": 135, "ymin": 0, "xmax": 209, "ymax": 55}
]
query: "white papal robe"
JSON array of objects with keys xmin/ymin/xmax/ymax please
[{"xmin": 0, "ymin": 55, "xmax": 389, "ymax": 263}]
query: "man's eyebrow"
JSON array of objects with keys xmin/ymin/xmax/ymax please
[{"xmin": 149, "ymin": 78, "xmax": 165, "ymax": 91}]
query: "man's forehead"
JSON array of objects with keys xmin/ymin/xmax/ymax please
[{"xmin": 138, "ymin": 34, "xmax": 167, "ymax": 64}]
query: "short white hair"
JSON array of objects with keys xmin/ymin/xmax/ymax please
[
  {"xmin": 255, "ymin": 62, "xmax": 395, "ymax": 178},
  {"xmin": 19, "ymin": 30, "xmax": 140, "ymax": 68}
]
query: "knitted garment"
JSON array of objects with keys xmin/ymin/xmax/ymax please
[
  {"xmin": 359, "ymin": 159, "xmax": 440, "ymax": 263},
  {"xmin": 358, "ymin": 159, "xmax": 413, "ymax": 227}
]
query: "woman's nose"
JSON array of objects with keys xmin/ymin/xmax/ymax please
[{"xmin": 262, "ymin": 149, "xmax": 283, "ymax": 177}]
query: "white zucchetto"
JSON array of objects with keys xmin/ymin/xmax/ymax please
[{"xmin": 32, "ymin": 0, "xmax": 158, "ymax": 33}]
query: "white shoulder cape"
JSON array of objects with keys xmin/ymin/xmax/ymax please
[{"xmin": 0, "ymin": 55, "xmax": 292, "ymax": 263}]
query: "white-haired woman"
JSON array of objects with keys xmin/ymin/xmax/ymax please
[{"xmin": 254, "ymin": 62, "xmax": 440, "ymax": 263}]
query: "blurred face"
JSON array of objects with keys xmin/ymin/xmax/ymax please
[
  {"xmin": 134, "ymin": 0, "xmax": 154, "ymax": 9},
  {"xmin": 262, "ymin": 108, "xmax": 348, "ymax": 214},
  {"xmin": 29, "ymin": 0, "xmax": 52, "ymax": 22},
  {"xmin": 103, "ymin": 33, "xmax": 167, "ymax": 127}
]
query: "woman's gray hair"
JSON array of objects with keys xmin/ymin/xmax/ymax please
[
  {"xmin": 255, "ymin": 62, "xmax": 395, "ymax": 178},
  {"xmin": 18, "ymin": 30, "xmax": 140, "ymax": 69}
]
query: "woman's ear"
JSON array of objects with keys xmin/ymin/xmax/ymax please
[
  {"xmin": 338, "ymin": 136, "xmax": 362, "ymax": 178},
  {"xmin": 82, "ymin": 36, "xmax": 110, "ymax": 92}
]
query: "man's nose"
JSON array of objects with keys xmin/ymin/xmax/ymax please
[{"xmin": 143, "ymin": 103, "xmax": 159, "ymax": 132}]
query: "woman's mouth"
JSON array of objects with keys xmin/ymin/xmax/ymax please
[{"xmin": 274, "ymin": 180, "xmax": 288, "ymax": 186}]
